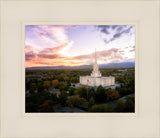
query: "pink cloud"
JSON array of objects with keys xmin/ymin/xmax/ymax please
[
  {"xmin": 25, "ymin": 41, "xmax": 74, "ymax": 67},
  {"xmin": 25, "ymin": 42, "xmax": 135, "ymax": 68},
  {"xmin": 37, "ymin": 41, "xmax": 73, "ymax": 58},
  {"xmin": 37, "ymin": 25, "xmax": 69, "ymax": 44},
  {"xmin": 26, "ymin": 25, "xmax": 67, "ymax": 46}
]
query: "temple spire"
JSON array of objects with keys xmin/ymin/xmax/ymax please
[
  {"xmin": 95, "ymin": 48, "xmax": 97, "ymax": 64},
  {"xmin": 91, "ymin": 48, "xmax": 101, "ymax": 77}
]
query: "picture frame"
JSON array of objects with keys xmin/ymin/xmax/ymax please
[
  {"xmin": 0, "ymin": 0, "xmax": 160, "ymax": 138},
  {"xmin": 22, "ymin": 22, "xmax": 138, "ymax": 116}
]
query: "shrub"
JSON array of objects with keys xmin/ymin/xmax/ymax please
[{"xmin": 89, "ymin": 104, "xmax": 113, "ymax": 112}]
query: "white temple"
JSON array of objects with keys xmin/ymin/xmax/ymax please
[{"xmin": 80, "ymin": 49, "xmax": 115, "ymax": 87}]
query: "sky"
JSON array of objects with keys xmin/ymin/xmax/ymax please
[{"xmin": 25, "ymin": 25, "xmax": 135, "ymax": 68}]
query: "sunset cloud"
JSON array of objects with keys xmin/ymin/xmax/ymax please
[
  {"xmin": 37, "ymin": 41, "xmax": 73, "ymax": 57},
  {"xmin": 25, "ymin": 45, "xmax": 134, "ymax": 67},
  {"xmin": 26, "ymin": 25, "xmax": 75, "ymax": 45},
  {"xmin": 40, "ymin": 25, "xmax": 68, "ymax": 43},
  {"xmin": 69, "ymin": 47, "xmax": 134, "ymax": 65},
  {"xmin": 25, "ymin": 25, "xmax": 135, "ymax": 68},
  {"xmin": 25, "ymin": 41, "xmax": 75, "ymax": 67}
]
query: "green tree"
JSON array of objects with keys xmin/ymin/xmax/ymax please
[
  {"xmin": 37, "ymin": 82, "xmax": 44, "ymax": 93},
  {"xmin": 124, "ymin": 96, "xmax": 135, "ymax": 112},
  {"xmin": 51, "ymin": 93, "xmax": 58, "ymax": 104},
  {"xmin": 59, "ymin": 81, "xmax": 67, "ymax": 90},
  {"xmin": 26, "ymin": 102, "xmax": 38, "ymax": 112},
  {"xmin": 58, "ymin": 74, "xmax": 67, "ymax": 81},
  {"xmin": 74, "ymin": 85, "xmax": 87, "ymax": 95},
  {"xmin": 88, "ymin": 87, "xmax": 95, "ymax": 100},
  {"xmin": 95, "ymin": 85, "xmax": 107, "ymax": 103},
  {"xmin": 68, "ymin": 87, "xmax": 76, "ymax": 96},
  {"xmin": 88, "ymin": 97, "xmax": 95, "ymax": 109},
  {"xmin": 89, "ymin": 104, "xmax": 113, "ymax": 112},
  {"xmin": 80, "ymin": 87, "xmax": 88, "ymax": 100},
  {"xmin": 106, "ymin": 89, "xmax": 120, "ymax": 101},
  {"xmin": 114, "ymin": 99, "xmax": 125, "ymax": 112},
  {"xmin": 59, "ymin": 91, "xmax": 68, "ymax": 106},
  {"xmin": 68, "ymin": 96, "xmax": 86, "ymax": 107}
]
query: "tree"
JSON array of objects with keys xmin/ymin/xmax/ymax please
[
  {"xmin": 37, "ymin": 82, "xmax": 44, "ymax": 93},
  {"xmin": 68, "ymin": 87, "xmax": 76, "ymax": 96},
  {"xmin": 28, "ymin": 82, "xmax": 37, "ymax": 94},
  {"xmin": 43, "ymin": 81, "xmax": 50, "ymax": 90},
  {"xmin": 26, "ymin": 102, "xmax": 38, "ymax": 112},
  {"xmin": 74, "ymin": 85, "xmax": 87, "ymax": 95},
  {"xmin": 41, "ymin": 100, "xmax": 54, "ymax": 112},
  {"xmin": 114, "ymin": 99, "xmax": 125, "ymax": 112},
  {"xmin": 52, "ymin": 79, "xmax": 59, "ymax": 88},
  {"xmin": 58, "ymin": 74, "xmax": 67, "ymax": 81},
  {"xmin": 89, "ymin": 104, "xmax": 113, "ymax": 112},
  {"xmin": 51, "ymin": 93, "xmax": 58, "ymax": 104},
  {"xmin": 74, "ymin": 85, "xmax": 90, "ymax": 100},
  {"xmin": 106, "ymin": 89, "xmax": 120, "ymax": 101},
  {"xmin": 88, "ymin": 87, "xmax": 95, "ymax": 100},
  {"xmin": 88, "ymin": 97, "xmax": 95, "ymax": 109},
  {"xmin": 59, "ymin": 81, "xmax": 67, "ymax": 90},
  {"xmin": 80, "ymin": 87, "xmax": 88, "ymax": 100},
  {"xmin": 95, "ymin": 85, "xmax": 107, "ymax": 103},
  {"xmin": 124, "ymin": 96, "xmax": 135, "ymax": 112},
  {"xmin": 68, "ymin": 96, "xmax": 86, "ymax": 107},
  {"xmin": 59, "ymin": 91, "xmax": 68, "ymax": 106},
  {"xmin": 29, "ymin": 86, "xmax": 36, "ymax": 94}
]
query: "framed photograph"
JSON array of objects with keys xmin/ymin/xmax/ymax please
[
  {"xmin": 25, "ymin": 24, "xmax": 135, "ymax": 113},
  {"xmin": 1, "ymin": 0, "xmax": 160, "ymax": 138}
]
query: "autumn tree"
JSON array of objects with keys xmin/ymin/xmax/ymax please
[
  {"xmin": 68, "ymin": 96, "xmax": 86, "ymax": 107},
  {"xmin": 89, "ymin": 104, "xmax": 113, "ymax": 112},
  {"xmin": 41, "ymin": 100, "xmax": 54, "ymax": 112},
  {"xmin": 59, "ymin": 81, "xmax": 67, "ymax": 90},
  {"xmin": 52, "ymin": 79, "xmax": 59, "ymax": 88},
  {"xmin": 106, "ymin": 89, "xmax": 120, "ymax": 101},
  {"xmin": 43, "ymin": 81, "xmax": 50, "ymax": 90}
]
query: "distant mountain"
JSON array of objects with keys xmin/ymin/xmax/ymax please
[
  {"xmin": 26, "ymin": 62, "xmax": 135, "ymax": 70},
  {"xmin": 99, "ymin": 62, "xmax": 135, "ymax": 68},
  {"xmin": 26, "ymin": 65, "xmax": 92, "ymax": 70}
]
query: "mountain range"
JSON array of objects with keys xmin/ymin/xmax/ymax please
[{"xmin": 26, "ymin": 61, "xmax": 135, "ymax": 70}]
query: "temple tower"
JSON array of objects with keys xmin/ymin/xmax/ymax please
[{"xmin": 91, "ymin": 48, "xmax": 102, "ymax": 78}]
